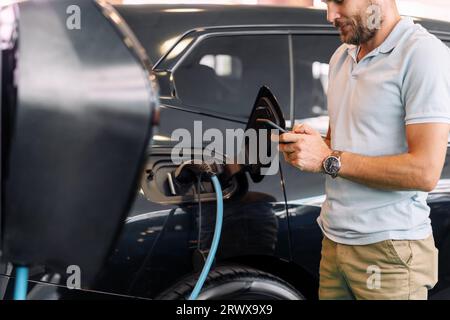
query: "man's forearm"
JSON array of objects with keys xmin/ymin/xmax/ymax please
[
  {"xmin": 338, "ymin": 152, "xmax": 439, "ymax": 192},
  {"xmin": 282, "ymin": 123, "xmax": 448, "ymax": 191}
]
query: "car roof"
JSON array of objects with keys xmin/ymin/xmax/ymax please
[{"xmin": 114, "ymin": 4, "xmax": 450, "ymax": 65}]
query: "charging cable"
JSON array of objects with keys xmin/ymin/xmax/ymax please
[
  {"xmin": 14, "ymin": 266, "xmax": 29, "ymax": 300},
  {"xmin": 173, "ymin": 161, "xmax": 224, "ymax": 300},
  {"xmin": 188, "ymin": 174, "xmax": 223, "ymax": 300}
]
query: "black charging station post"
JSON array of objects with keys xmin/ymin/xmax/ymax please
[{"xmin": 0, "ymin": 0, "xmax": 159, "ymax": 291}]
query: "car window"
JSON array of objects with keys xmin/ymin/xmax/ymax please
[
  {"xmin": 173, "ymin": 35, "xmax": 290, "ymax": 118},
  {"xmin": 292, "ymin": 35, "xmax": 341, "ymax": 134}
]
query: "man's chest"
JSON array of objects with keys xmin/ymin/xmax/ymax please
[{"xmin": 327, "ymin": 55, "xmax": 405, "ymax": 125}]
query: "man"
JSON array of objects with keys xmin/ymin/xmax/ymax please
[{"xmin": 278, "ymin": 0, "xmax": 450, "ymax": 299}]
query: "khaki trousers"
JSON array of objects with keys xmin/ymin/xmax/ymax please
[{"xmin": 319, "ymin": 234, "xmax": 439, "ymax": 300}]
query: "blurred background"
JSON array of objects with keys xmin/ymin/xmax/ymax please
[{"xmin": 106, "ymin": 0, "xmax": 450, "ymax": 22}]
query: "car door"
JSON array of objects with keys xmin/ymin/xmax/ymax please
[{"xmin": 98, "ymin": 32, "xmax": 295, "ymax": 298}]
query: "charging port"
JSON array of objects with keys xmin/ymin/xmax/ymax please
[{"xmin": 140, "ymin": 149, "xmax": 240, "ymax": 205}]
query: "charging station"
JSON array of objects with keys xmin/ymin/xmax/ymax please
[{"xmin": 0, "ymin": 0, "xmax": 158, "ymax": 290}]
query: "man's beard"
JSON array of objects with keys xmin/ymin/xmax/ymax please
[{"xmin": 335, "ymin": 14, "xmax": 378, "ymax": 45}]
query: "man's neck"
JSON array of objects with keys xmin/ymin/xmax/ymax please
[{"xmin": 357, "ymin": 14, "xmax": 402, "ymax": 62}]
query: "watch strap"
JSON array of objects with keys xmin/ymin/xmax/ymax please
[{"xmin": 331, "ymin": 150, "xmax": 343, "ymax": 160}]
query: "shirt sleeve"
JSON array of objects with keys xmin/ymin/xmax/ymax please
[{"xmin": 402, "ymin": 37, "xmax": 450, "ymax": 125}]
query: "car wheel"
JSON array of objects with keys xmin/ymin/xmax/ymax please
[{"xmin": 156, "ymin": 264, "xmax": 305, "ymax": 300}]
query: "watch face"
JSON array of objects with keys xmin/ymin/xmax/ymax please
[{"xmin": 325, "ymin": 156, "xmax": 340, "ymax": 175}]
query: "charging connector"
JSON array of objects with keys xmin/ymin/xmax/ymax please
[
  {"xmin": 174, "ymin": 160, "xmax": 223, "ymax": 186},
  {"xmin": 174, "ymin": 160, "xmax": 244, "ymax": 189}
]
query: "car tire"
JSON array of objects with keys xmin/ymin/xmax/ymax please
[{"xmin": 156, "ymin": 264, "xmax": 305, "ymax": 300}]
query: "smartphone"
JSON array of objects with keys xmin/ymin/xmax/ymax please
[
  {"xmin": 256, "ymin": 118, "xmax": 293, "ymax": 144},
  {"xmin": 256, "ymin": 118, "xmax": 288, "ymax": 133}
]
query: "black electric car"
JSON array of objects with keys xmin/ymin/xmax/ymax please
[{"xmin": 1, "ymin": 4, "xmax": 450, "ymax": 300}]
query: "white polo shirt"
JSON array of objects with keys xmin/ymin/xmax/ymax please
[{"xmin": 318, "ymin": 17, "xmax": 450, "ymax": 245}]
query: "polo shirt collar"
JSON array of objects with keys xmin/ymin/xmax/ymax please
[
  {"xmin": 379, "ymin": 17, "xmax": 415, "ymax": 53},
  {"xmin": 346, "ymin": 17, "xmax": 415, "ymax": 61},
  {"xmin": 347, "ymin": 45, "xmax": 359, "ymax": 62}
]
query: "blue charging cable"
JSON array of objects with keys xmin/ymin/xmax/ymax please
[
  {"xmin": 188, "ymin": 175, "xmax": 223, "ymax": 300},
  {"xmin": 14, "ymin": 266, "xmax": 29, "ymax": 300}
]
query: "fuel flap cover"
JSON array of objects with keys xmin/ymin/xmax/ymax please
[{"xmin": 245, "ymin": 86, "xmax": 286, "ymax": 183}]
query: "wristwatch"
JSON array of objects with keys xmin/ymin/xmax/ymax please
[{"xmin": 323, "ymin": 151, "xmax": 343, "ymax": 178}]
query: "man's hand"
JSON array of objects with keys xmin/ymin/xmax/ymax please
[{"xmin": 276, "ymin": 123, "xmax": 332, "ymax": 173}]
